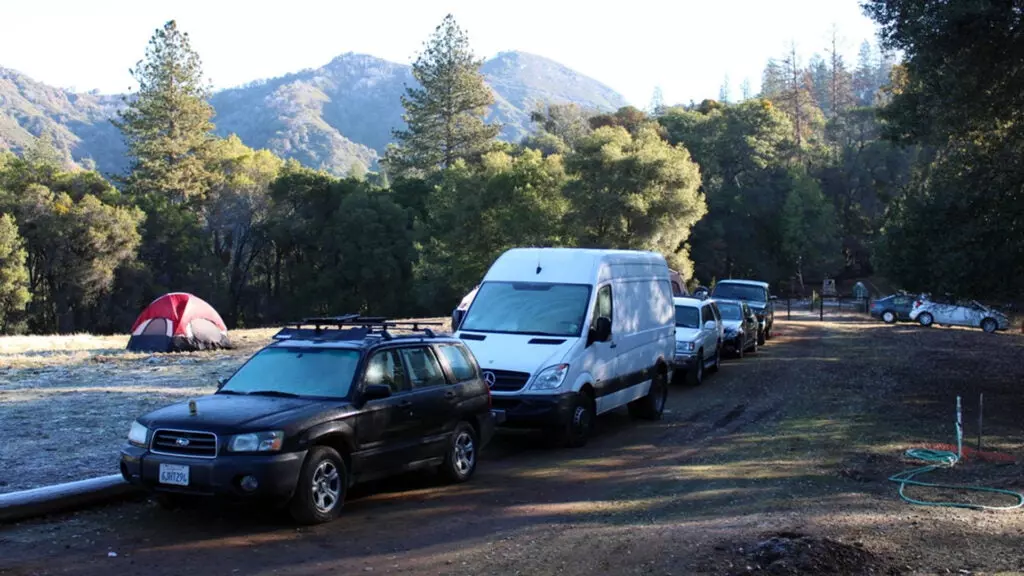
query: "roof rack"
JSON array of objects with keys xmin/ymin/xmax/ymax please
[{"xmin": 273, "ymin": 315, "xmax": 445, "ymax": 342}]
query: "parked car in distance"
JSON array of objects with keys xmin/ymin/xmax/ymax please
[
  {"xmin": 672, "ymin": 297, "xmax": 723, "ymax": 386},
  {"xmin": 870, "ymin": 293, "xmax": 915, "ymax": 324},
  {"xmin": 120, "ymin": 315, "xmax": 497, "ymax": 524},
  {"xmin": 453, "ymin": 247, "xmax": 675, "ymax": 448},
  {"xmin": 910, "ymin": 298, "xmax": 1010, "ymax": 333},
  {"xmin": 711, "ymin": 280, "xmax": 775, "ymax": 345},
  {"xmin": 715, "ymin": 299, "xmax": 759, "ymax": 357}
]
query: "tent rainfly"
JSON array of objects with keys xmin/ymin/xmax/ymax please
[{"xmin": 126, "ymin": 292, "xmax": 232, "ymax": 352}]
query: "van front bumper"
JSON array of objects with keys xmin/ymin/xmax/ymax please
[{"xmin": 490, "ymin": 393, "xmax": 578, "ymax": 429}]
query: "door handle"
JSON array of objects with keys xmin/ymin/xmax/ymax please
[
  {"xmin": 609, "ymin": 342, "xmax": 617, "ymax": 349},
  {"xmin": 444, "ymin": 390, "xmax": 457, "ymax": 398}
]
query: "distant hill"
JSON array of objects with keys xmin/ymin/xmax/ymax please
[{"xmin": 0, "ymin": 51, "xmax": 629, "ymax": 177}]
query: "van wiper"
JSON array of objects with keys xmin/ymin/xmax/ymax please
[
  {"xmin": 216, "ymin": 389, "xmax": 245, "ymax": 395},
  {"xmin": 247, "ymin": 390, "xmax": 301, "ymax": 398}
]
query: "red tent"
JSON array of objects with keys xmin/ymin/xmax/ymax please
[{"xmin": 127, "ymin": 293, "xmax": 232, "ymax": 352}]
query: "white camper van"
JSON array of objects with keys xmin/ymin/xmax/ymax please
[{"xmin": 453, "ymin": 248, "xmax": 675, "ymax": 447}]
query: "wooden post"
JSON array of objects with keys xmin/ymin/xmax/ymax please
[
  {"xmin": 820, "ymin": 294, "xmax": 824, "ymax": 321},
  {"xmin": 978, "ymin": 393, "xmax": 984, "ymax": 451},
  {"xmin": 787, "ymin": 297, "xmax": 791, "ymax": 320}
]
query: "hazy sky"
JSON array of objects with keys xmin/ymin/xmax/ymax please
[{"xmin": 0, "ymin": 0, "xmax": 880, "ymax": 106}]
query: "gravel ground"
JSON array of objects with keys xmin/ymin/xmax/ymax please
[{"xmin": 1, "ymin": 315, "xmax": 1023, "ymax": 576}]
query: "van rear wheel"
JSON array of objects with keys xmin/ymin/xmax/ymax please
[{"xmin": 628, "ymin": 370, "xmax": 667, "ymax": 420}]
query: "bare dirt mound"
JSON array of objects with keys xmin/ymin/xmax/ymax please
[{"xmin": 728, "ymin": 532, "xmax": 901, "ymax": 576}]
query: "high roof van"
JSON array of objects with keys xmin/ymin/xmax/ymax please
[{"xmin": 453, "ymin": 247, "xmax": 675, "ymax": 447}]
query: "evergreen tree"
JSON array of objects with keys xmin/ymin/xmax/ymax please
[
  {"xmin": 0, "ymin": 213, "xmax": 30, "ymax": 333},
  {"xmin": 852, "ymin": 40, "xmax": 877, "ymax": 106},
  {"xmin": 386, "ymin": 14, "xmax": 500, "ymax": 176},
  {"xmin": 719, "ymin": 76, "xmax": 732, "ymax": 104},
  {"xmin": 648, "ymin": 86, "xmax": 666, "ymax": 117},
  {"xmin": 826, "ymin": 27, "xmax": 855, "ymax": 116},
  {"xmin": 114, "ymin": 20, "xmax": 215, "ymax": 204}
]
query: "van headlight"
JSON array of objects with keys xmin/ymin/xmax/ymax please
[
  {"xmin": 530, "ymin": 364, "xmax": 570, "ymax": 390},
  {"xmin": 128, "ymin": 421, "xmax": 149, "ymax": 447},
  {"xmin": 228, "ymin": 431, "xmax": 284, "ymax": 453}
]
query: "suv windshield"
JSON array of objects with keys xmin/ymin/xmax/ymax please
[
  {"xmin": 712, "ymin": 283, "xmax": 767, "ymax": 303},
  {"xmin": 674, "ymin": 305, "xmax": 700, "ymax": 328},
  {"xmin": 220, "ymin": 347, "xmax": 360, "ymax": 398},
  {"xmin": 460, "ymin": 282, "xmax": 591, "ymax": 337},
  {"xmin": 717, "ymin": 302, "xmax": 742, "ymax": 321}
]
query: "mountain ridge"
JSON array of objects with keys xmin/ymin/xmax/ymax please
[{"xmin": 0, "ymin": 51, "xmax": 630, "ymax": 177}]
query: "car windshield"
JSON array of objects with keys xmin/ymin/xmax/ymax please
[
  {"xmin": 460, "ymin": 282, "xmax": 591, "ymax": 337},
  {"xmin": 712, "ymin": 283, "xmax": 766, "ymax": 303},
  {"xmin": 220, "ymin": 347, "xmax": 360, "ymax": 398},
  {"xmin": 717, "ymin": 302, "xmax": 742, "ymax": 321},
  {"xmin": 674, "ymin": 305, "xmax": 700, "ymax": 328}
]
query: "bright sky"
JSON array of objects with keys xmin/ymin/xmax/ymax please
[{"xmin": 0, "ymin": 0, "xmax": 880, "ymax": 106}]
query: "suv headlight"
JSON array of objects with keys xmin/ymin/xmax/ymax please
[
  {"xmin": 228, "ymin": 431, "xmax": 284, "ymax": 453},
  {"xmin": 128, "ymin": 421, "xmax": 149, "ymax": 447},
  {"xmin": 530, "ymin": 364, "xmax": 570, "ymax": 390},
  {"xmin": 676, "ymin": 341, "xmax": 695, "ymax": 353}
]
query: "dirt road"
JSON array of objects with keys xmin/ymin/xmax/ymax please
[{"xmin": 2, "ymin": 316, "xmax": 1023, "ymax": 576}]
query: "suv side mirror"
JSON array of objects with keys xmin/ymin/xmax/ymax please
[
  {"xmin": 588, "ymin": 316, "xmax": 612, "ymax": 346},
  {"xmin": 704, "ymin": 320, "xmax": 717, "ymax": 330},
  {"xmin": 362, "ymin": 384, "xmax": 392, "ymax": 402},
  {"xmin": 216, "ymin": 377, "xmax": 227, "ymax": 390}
]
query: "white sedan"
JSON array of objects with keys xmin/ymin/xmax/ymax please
[{"xmin": 909, "ymin": 298, "xmax": 1010, "ymax": 333}]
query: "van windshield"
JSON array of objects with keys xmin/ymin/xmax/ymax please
[
  {"xmin": 460, "ymin": 282, "xmax": 591, "ymax": 337},
  {"xmin": 712, "ymin": 283, "xmax": 767, "ymax": 303}
]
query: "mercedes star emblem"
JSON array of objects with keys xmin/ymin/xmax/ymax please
[{"xmin": 482, "ymin": 371, "xmax": 496, "ymax": 388}]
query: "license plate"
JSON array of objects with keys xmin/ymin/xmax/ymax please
[{"xmin": 159, "ymin": 463, "xmax": 190, "ymax": 486}]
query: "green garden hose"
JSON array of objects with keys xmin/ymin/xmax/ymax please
[{"xmin": 889, "ymin": 397, "xmax": 1024, "ymax": 511}]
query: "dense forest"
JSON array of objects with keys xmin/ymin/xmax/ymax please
[{"xmin": 0, "ymin": 1, "xmax": 1020, "ymax": 335}]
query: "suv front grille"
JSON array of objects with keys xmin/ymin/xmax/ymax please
[
  {"xmin": 482, "ymin": 369, "xmax": 531, "ymax": 392},
  {"xmin": 151, "ymin": 429, "xmax": 218, "ymax": 459}
]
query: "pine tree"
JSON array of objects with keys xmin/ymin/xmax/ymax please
[
  {"xmin": 113, "ymin": 20, "xmax": 215, "ymax": 204},
  {"xmin": 386, "ymin": 14, "xmax": 500, "ymax": 176},
  {"xmin": 0, "ymin": 213, "xmax": 30, "ymax": 333},
  {"xmin": 648, "ymin": 86, "xmax": 666, "ymax": 117},
  {"xmin": 740, "ymin": 78, "xmax": 753, "ymax": 101},
  {"xmin": 853, "ymin": 40, "xmax": 877, "ymax": 106},
  {"xmin": 826, "ymin": 27, "xmax": 855, "ymax": 116},
  {"xmin": 719, "ymin": 75, "xmax": 732, "ymax": 103}
]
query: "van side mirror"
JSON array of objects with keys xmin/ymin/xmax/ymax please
[
  {"xmin": 362, "ymin": 384, "xmax": 392, "ymax": 402},
  {"xmin": 216, "ymin": 377, "xmax": 227, "ymax": 390},
  {"xmin": 704, "ymin": 320, "xmax": 717, "ymax": 331},
  {"xmin": 588, "ymin": 316, "xmax": 612, "ymax": 345},
  {"xmin": 451, "ymin": 308, "xmax": 465, "ymax": 331}
]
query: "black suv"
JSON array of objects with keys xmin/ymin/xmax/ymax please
[{"xmin": 119, "ymin": 315, "xmax": 498, "ymax": 524}]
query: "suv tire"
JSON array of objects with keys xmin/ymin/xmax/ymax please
[
  {"xmin": 757, "ymin": 328, "xmax": 766, "ymax": 346},
  {"xmin": 439, "ymin": 421, "xmax": 478, "ymax": 483},
  {"xmin": 289, "ymin": 446, "xmax": 348, "ymax": 525},
  {"xmin": 687, "ymin": 352, "xmax": 704, "ymax": 386},
  {"xmin": 981, "ymin": 318, "xmax": 998, "ymax": 333},
  {"xmin": 628, "ymin": 370, "xmax": 667, "ymax": 420},
  {"xmin": 708, "ymin": 344, "xmax": 721, "ymax": 374}
]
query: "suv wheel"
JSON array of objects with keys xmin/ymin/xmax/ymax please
[
  {"xmin": 708, "ymin": 344, "xmax": 721, "ymax": 374},
  {"xmin": 981, "ymin": 318, "xmax": 998, "ymax": 333},
  {"xmin": 757, "ymin": 328, "xmax": 766, "ymax": 346},
  {"xmin": 289, "ymin": 446, "xmax": 347, "ymax": 524},
  {"xmin": 440, "ymin": 421, "xmax": 478, "ymax": 483},
  {"xmin": 628, "ymin": 369, "xmax": 667, "ymax": 420},
  {"xmin": 553, "ymin": 391, "xmax": 595, "ymax": 448},
  {"xmin": 687, "ymin": 352, "xmax": 704, "ymax": 386}
]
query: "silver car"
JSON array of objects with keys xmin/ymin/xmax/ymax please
[{"xmin": 909, "ymin": 298, "xmax": 1010, "ymax": 333}]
